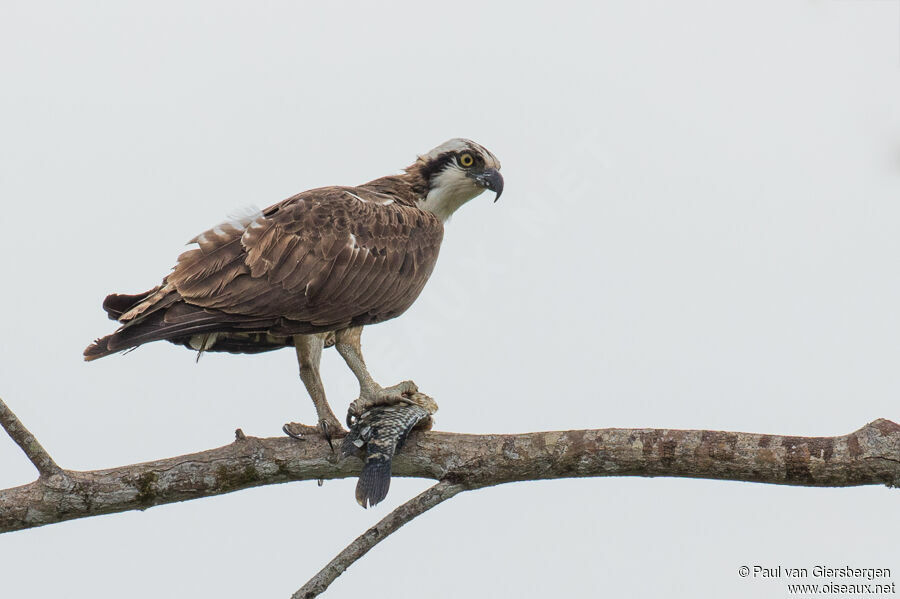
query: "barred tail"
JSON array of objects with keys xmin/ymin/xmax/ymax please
[{"xmin": 355, "ymin": 456, "xmax": 392, "ymax": 508}]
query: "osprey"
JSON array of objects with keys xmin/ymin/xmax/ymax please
[{"xmin": 84, "ymin": 138, "xmax": 503, "ymax": 438}]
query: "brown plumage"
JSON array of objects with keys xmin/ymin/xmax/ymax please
[
  {"xmin": 85, "ymin": 138, "xmax": 503, "ymax": 436},
  {"xmin": 84, "ymin": 183, "xmax": 443, "ymax": 359}
]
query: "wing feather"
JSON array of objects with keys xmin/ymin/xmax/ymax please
[
  {"xmin": 86, "ymin": 183, "xmax": 444, "ymax": 360},
  {"xmin": 314, "ymin": 245, "xmax": 362, "ymax": 303},
  {"xmin": 167, "ymin": 187, "xmax": 443, "ymax": 328}
]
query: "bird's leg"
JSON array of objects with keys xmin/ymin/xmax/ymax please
[
  {"xmin": 290, "ymin": 333, "xmax": 344, "ymax": 445},
  {"xmin": 334, "ymin": 326, "xmax": 426, "ymax": 423}
]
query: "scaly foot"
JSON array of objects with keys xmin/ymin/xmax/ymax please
[
  {"xmin": 346, "ymin": 380, "xmax": 420, "ymax": 425},
  {"xmin": 283, "ymin": 415, "xmax": 345, "ymax": 450}
]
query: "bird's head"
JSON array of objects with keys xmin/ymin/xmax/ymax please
[{"xmin": 410, "ymin": 138, "xmax": 503, "ymax": 221}]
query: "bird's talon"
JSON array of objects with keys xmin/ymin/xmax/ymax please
[
  {"xmin": 346, "ymin": 410, "xmax": 359, "ymax": 428},
  {"xmin": 283, "ymin": 422, "xmax": 316, "ymax": 440},
  {"xmin": 395, "ymin": 380, "xmax": 418, "ymax": 396},
  {"xmin": 319, "ymin": 419, "xmax": 336, "ymax": 451},
  {"xmin": 282, "ymin": 424, "xmax": 302, "ymax": 440}
]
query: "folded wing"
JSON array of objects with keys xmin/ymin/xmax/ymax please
[{"xmin": 84, "ymin": 187, "xmax": 443, "ymax": 360}]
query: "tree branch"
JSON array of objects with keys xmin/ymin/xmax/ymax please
[
  {"xmin": 293, "ymin": 480, "xmax": 465, "ymax": 598},
  {"xmin": 3, "ymin": 398, "xmax": 898, "ymax": 597},
  {"xmin": 0, "ymin": 397, "xmax": 62, "ymax": 478},
  {"xmin": 1, "ymin": 413, "xmax": 898, "ymax": 536}
]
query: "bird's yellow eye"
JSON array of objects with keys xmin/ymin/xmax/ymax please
[{"xmin": 459, "ymin": 153, "xmax": 474, "ymax": 167}]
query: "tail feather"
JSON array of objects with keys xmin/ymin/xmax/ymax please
[
  {"xmin": 101, "ymin": 289, "xmax": 159, "ymax": 320},
  {"xmin": 105, "ymin": 310, "xmax": 225, "ymax": 352},
  {"xmin": 84, "ymin": 296, "xmax": 278, "ymax": 361},
  {"xmin": 355, "ymin": 457, "xmax": 392, "ymax": 508},
  {"xmin": 85, "ymin": 283, "xmax": 319, "ymax": 360},
  {"xmin": 83, "ymin": 335, "xmax": 115, "ymax": 361}
]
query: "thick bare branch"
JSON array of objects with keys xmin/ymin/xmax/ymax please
[
  {"xmin": 1, "ymin": 418, "xmax": 898, "ymax": 535},
  {"xmin": 0, "ymin": 397, "xmax": 62, "ymax": 478},
  {"xmin": 293, "ymin": 480, "xmax": 465, "ymax": 598}
]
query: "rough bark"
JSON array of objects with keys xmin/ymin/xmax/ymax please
[
  {"xmin": 2, "ymin": 417, "xmax": 898, "ymax": 534},
  {"xmin": 3, "ymin": 391, "xmax": 899, "ymax": 597},
  {"xmin": 0, "ymin": 398, "xmax": 62, "ymax": 478}
]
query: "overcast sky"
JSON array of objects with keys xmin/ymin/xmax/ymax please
[{"xmin": 2, "ymin": 1, "xmax": 899, "ymax": 597}]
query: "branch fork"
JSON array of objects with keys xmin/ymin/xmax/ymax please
[{"xmin": 1, "ymin": 396, "xmax": 898, "ymax": 597}]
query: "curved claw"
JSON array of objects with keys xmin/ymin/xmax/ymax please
[
  {"xmin": 319, "ymin": 419, "xmax": 335, "ymax": 451},
  {"xmin": 282, "ymin": 423, "xmax": 307, "ymax": 441}
]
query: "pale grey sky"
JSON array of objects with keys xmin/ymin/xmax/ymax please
[{"xmin": 2, "ymin": 1, "xmax": 899, "ymax": 597}]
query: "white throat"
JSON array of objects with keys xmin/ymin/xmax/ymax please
[{"xmin": 417, "ymin": 167, "xmax": 484, "ymax": 222}]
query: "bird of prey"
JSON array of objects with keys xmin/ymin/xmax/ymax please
[
  {"xmin": 341, "ymin": 392, "xmax": 438, "ymax": 508},
  {"xmin": 84, "ymin": 138, "xmax": 503, "ymax": 438}
]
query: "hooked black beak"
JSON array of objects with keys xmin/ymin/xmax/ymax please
[{"xmin": 471, "ymin": 168, "xmax": 504, "ymax": 202}]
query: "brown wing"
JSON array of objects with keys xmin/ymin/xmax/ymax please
[
  {"xmin": 169, "ymin": 187, "xmax": 444, "ymax": 329},
  {"xmin": 85, "ymin": 186, "xmax": 444, "ymax": 360}
]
